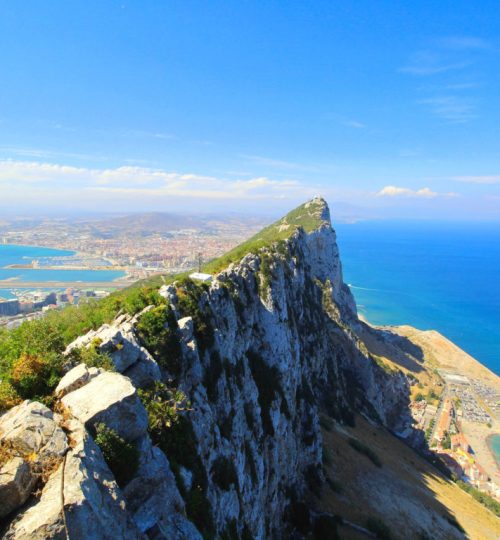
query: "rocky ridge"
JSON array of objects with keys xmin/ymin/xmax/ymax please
[{"xmin": 0, "ymin": 198, "xmax": 416, "ymax": 539}]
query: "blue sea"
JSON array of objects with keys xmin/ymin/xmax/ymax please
[
  {"xmin": 490, "ymin": 435, "xmax": 500, "ymax": 468},
  {"xmin": 335, "ymin": 220, "xmax": 500, "ymax": 376},
  {"xmin": 0, "ymin": 244, "xmax": 125, "ymax": 299}
]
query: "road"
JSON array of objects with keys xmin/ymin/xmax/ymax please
[{"xmin": 0, "ymin": 281, "xmax": 130, "ymax": 289}]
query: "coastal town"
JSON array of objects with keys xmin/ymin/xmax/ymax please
[
  {"xmin": 0, "ymin": 212, "xmax": 265, "ymax": 327},
  {"xmin": 410, "ymin": 370, "xmax": 500, "ymax": 500}
]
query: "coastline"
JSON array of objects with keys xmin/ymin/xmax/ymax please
[{"xmin": 487, "ymin": 433, "xmax": 500, "ymax": 470}]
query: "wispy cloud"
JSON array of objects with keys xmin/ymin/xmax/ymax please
[
  {"xmin": 400, "ymin": 51, "xmax": 468, "ymax": 76},
  {"xmin": 453, "ymin": 175, "xmax": 500, "ymax": 184},
  {"xmin": 341, "ymin": 119, "xmax": 365, "ymax": 129},
  {"xmin": 418, "ymin": 96, "xmax": 476, "ymax": 123},
  {"xmin": 0, "ymin": 146, "xmax": 110, "ymax": 162},
  {"xmin": 0, "ymin": 160, "xmax": 314, "ymax": 203},
  {"xmin": 435, "ymin": 36, "xmax": 490, "ymax": 51},
  {"xmin": 377, "ymin": 185, "xmax": 457, "ymax": 198}
]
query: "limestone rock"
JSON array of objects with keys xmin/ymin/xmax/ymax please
[
  {"xmin": 3, "ymin": 424, "xmax": 143, "ymax": 540},
  {"xmin": 54, "ymin": 363, "xmax": 102, "ymax": 398},
  {"xmin": 0, "ymin": 401, "xmax": 68, "ymax": 459},
  {"xmin": 65, "ymin": 315, "xmax": 150, "ymax": 373},
  {"xmin": 124, "ymin": 351, "xmax": 161, "ymax": 388},
  {"xmin": 61, "ymin": 372, "xmax": 148, "ymax": 441},
  {"xmin": 123, "ymin": 436, "xmax": 201, "ymax": 537},
  {"xmin": 0, "ymin": 458, "xmax": 37, "ymax": 519}
]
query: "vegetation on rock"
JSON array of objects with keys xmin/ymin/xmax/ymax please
[{"xmin": 94, "ymin": 423, "xmax": 139, "ymax": 488}]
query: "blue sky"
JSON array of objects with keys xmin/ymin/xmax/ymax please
[{"xmin": 0, "ymin": 1, "xmax": 500, "ymax": 219}]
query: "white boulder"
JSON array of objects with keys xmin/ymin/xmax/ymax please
[
  {"xmin": 54, "ymin": 363, "xmax": 102, "ymax": 398},
  {"xmin": 61, "ymin": 372, "xmax": 148, "ymax": 441}
]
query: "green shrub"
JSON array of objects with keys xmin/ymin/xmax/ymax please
[
  {"xmin": 456, "ymin": 480, "xmax": 500, "ymax": 517},
  {"xmin": 10, "ymin": 353, "xmax": 63, "ymax": 400},
  {"xmin": 365, "ymin": 516, "xmax": 393, "ymax": 539},
  {"xmin": 348, "ymin": 438, "xmax": 382, "ymax": 468},
  {"xmin": 94, "ymin": 423, "xmax": 139, "ymax": 487},
  {"xmin": 211, "ymin": 456, "xmax": 238, "ymax": 491},
  {"xmin": 176, "ymin": 279, "xmax": 214, "ymax": 355},
  {"xmin": 67, "ymin": 343, "xmax": 115, "ymax": 371},
  {"xmin": 136, "ymin": 304, "xmax": 182, "ymax": 376},
  {"xmin": 0, "ymin": 381, "xmax": 21, "ymax": 413}
]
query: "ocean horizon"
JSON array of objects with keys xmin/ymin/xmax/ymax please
[{"xmin": 336, "ymin": 220, "xmax": 500, "ymax": 376}]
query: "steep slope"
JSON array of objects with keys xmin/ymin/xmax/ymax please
[{"xmin": 1, "ymin": 198, "xmax": 498, "ymax": 540}]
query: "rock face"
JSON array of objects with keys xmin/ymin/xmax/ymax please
[
  {"xmin": 0, "ymin": 198, "xmax": 414, "ymax": 539},
  {"xmin": 0, "ymin": 401, "xmax": 68, "ymax": 520},
  {"xmin": 61, "ymin": 372, "xmax": 148, "ymax": 441},
  {"xmin": 0, "ymin": 458, "xmax": 37, "ymax": 520},
  {"xmin": 54, "ymin": 363, "xmax": 102, "ymax": 398},
  {"xmin": 3, "ymin": 422, "xmax": 143, "ymax": 540},
  {"xmin": 65, "ymin": 313, "xmax": 159, "ymax": 375}
]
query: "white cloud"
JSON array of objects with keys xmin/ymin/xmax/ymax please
[
  {"xmin": 453, "ymin": 175, "xmax": 500, "ymax": 184},
  {"xmin": 0, "ymin": 160, "xmax": 314, "ymax": 205},
  {"xmin": 377, "ymin": 185, "xmax": 456, "ymax": 198}
]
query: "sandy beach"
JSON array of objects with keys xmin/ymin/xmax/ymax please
[{"xmin": 462, "ymin": 420, "xmax": 500, "ymax": 485}]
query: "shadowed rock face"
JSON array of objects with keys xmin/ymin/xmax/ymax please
[{"xmin": 0, "ymin": 199, "xmax": 414, "ymax": 539}]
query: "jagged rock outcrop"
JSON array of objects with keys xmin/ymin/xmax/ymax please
[
  {"xmin": 65, "ymin": 312, "xmax": 160, "ymax": 378},
  {"xmin": 54, "ymin": 363, "xmax": 102, "ymax": 398},
  {"xmin": 1, "ymin": 198, "xmax": 415, "ymax": 539},
  {"xmin": 61, "ymin": 371, "xmax": 148, "ymax": 441},
  {"xmin": 3, "ymin": 421, "xmax": 143, "ymax": 540},
  {"xmin": 0, "ymin": 401, "xmax": 68, "ymax": 519}
]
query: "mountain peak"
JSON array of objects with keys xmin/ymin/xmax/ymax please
[{"xmin": 203, "ymin": 197, "xmax": 331, "ymax": 274}]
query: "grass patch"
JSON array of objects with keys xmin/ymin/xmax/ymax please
[{"xmin": 456, "ymin": 480, "xmax": 500, "ymax": 517}]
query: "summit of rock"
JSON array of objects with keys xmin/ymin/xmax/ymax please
[{"xmin": 202, "ymin": 197, "xmax": 331, "ymax": 274}]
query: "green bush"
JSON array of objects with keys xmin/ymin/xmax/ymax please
[
  {"xmin": 456, "ymin": 480, "xmax": 500, "ymax": 517},
  {"xmin": 10, "ymin": 353, "xmax": 63, "ymax": 400},
  {"xmin": 176, "ymin": 278, "xmax": 214, "ymax": 356},
  {"xmin": 138, "ymin": 381, "xmax": 215, "ymax": 535},
  {"xmin": 94, "ymin": 423, "xmax": 139, "ymax": 487},
  {"xmin": 136, "ymin": 304, "xmax": 182, "ymax": 376},
  {"xmin": 0, "ymin": 380, "xmax": 21, "ymax": 413},
  {"xmin": 348, "ymin": 438, "xmax": 382, "ymax": 468}
]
